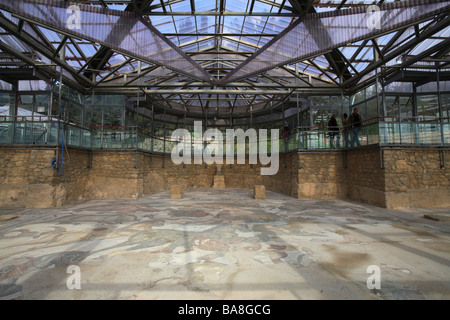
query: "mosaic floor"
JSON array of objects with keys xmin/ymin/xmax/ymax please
[{"xmin": 1, "ymin": 188, "xmax": 450, "ymax": 300}]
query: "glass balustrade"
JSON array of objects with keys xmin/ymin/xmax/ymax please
[{"xmin": 1, "ymin": 117, "xmax": 448, "ymax": 153}]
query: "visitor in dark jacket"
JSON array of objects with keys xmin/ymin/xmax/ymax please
[
  {"xmin": 328, "ymin": 114, "xmax": 340, "ymax": 149},
  {"xmin": 342, "ymin": 113, "xmax": 351, "ymax": 148},
  {"xmin": 349, "ymin": 108, "xmax": 362, "ymax": 147}
]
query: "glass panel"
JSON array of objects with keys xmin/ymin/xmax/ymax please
[
  {"xmin": 352, "ymin": 90, "xmax": 365, "ymax": 105},
  {"xmin": 418, "ymin": 123, "xmax": 442, "ymax": 145},
  {"xmin": 102, "ymin": 130, "xmax": 124, "ymax": 149},
  {"xmin": 384, "ymin": 96, "xmax": 398, "ymax": 119},
  {"xmin": 82, "ymin": 128, "xmax": 91, "ymax": 149},
  {"xmin": 103, "ymin": 107, "xmax": 122, "ymax": 127},
  {"xmin": 0, "ymin": 92, "xmax": 12, "ymax": 119},
  {"xmin": 123, "ymin": 130, "xmax": 137, "ymax": 149},
  {"xmin": 399, "ymin": 96, "xmax": 413, "ymax": 120},
  {"xmin": 138, "ymin": 131, "xmax": 153, "ymax": 152},
  {"xmin": 311, "ymin": 96, "xmax": 330, "ymax": 106},
  {"xmin": 443, "ymin": 123, "xmax": 450, "ymax": 144},
  {"xmin": 48, "ymin": 122, "xmax": 59, "ymax": 145},
  {"xmin": 442, "ymin": 94, "xmax": 450, "ymax": 122},
  {"xmin": 91, "ymin": 107, "xmax": 103, "ymax": 127},
  {"xmin": 366, "ymin": 121, "xmax": 379, "ymax": 145},
  {"xmin": 379, "ymin": 121, "xmax": 446, "ymax": 146},
  {"xmin": 399, "ymin": 123, "xmax": 415, "ymax": 144},
  {"xmin": 31, "ymin": 122, "xmax": 48, "ymax": 144},
  {"xmin": 64, "ymin": 101, "xmax": 82, "ymax": 124},
  {"xmin": 0, "ymin": 122, "xmax": 13, "ymax": 144},
  {"xmin": 91, "ymin": 130, "xmax": 102, "ymax": 149},
  {"xmin": 104, "ymin": 95, "xmax": 124, "ymax": 105},
  {"xmin": 35, "ymin": 94, "xmax": 50, "ymax": 118},
  {"xmin": 66, "ymin": 125, "xmax": 81, "ymax": 147},
  {"xmin": 417, "ymin": 95, "xmax": 439, "ymax": 118},
  {"xmin": 153, "ymin": 137, "xmax": 165, "ymax": 153},
  {"xmin": 366, "ymin": 98, "xmax": 378, "ymax": 121}
]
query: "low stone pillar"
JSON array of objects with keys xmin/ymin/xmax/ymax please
[
  {"xmin": 254, "ymin": 185, "xmax": 266, "ymax": 200},
  {"xmin": 213, "ymin": 175, "xmax": 226, "ymax": 189},
  {"xmin": 213, "ymin": 164, "xmax": 226, "ymax": 189},
  {"xmin": 170, "ymin": 185, "xmax": 183, "ymax": 199}
]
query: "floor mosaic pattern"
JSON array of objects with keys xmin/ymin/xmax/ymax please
[{"xmin": 1, "ymin": 189, "xmax": 450, "ymax": 300}]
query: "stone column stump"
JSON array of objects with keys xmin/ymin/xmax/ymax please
[
  {"xmin": 170, "ymin": 185, "xmax": 183, "ymax": 199},
  {"xmin": 213, "ymin": 175, "xmax": 226, "ymax": 189},
  {"xmin": 213, "ymin": 164, "xmax": 226, "ymax": 189},
  {"xmin": 254, "ymin": 185, "xmax": 266, "ymax": 199}
]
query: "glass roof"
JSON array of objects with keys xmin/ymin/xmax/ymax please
[{"xmin": 0, "ymin": 0, "xmax": 448, "ymax": 116}]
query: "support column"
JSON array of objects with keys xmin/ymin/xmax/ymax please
[
  {"xmin": 10, "ymin": 81, "xmax": 18, "ymax": 144},
  {"xmin": 412, "ymin": 82, "xmax": 420, "ymax": 144},
  {"xmin": 436, "ymin": 62, "xmax": 444, "ymax": 143},
  {"xmin": 380, "ymin": 75, "xmax": 386, "ymax": 144}
]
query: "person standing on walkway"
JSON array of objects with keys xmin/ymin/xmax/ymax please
[
  {"xmin": 328, "ymin": 114, "xmax": 340, "ymax": 149},
  {"xmin": 349, "ymin": 108, "xmax": 362, "ymax": 147},
  {"xmin": 342, "ymin": 113, "xmax": 351, "ymax": 148}
]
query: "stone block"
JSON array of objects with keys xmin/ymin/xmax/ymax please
[
  {"xmin": 170, "ymin": 185, "xmax": 183, "ymax": 199},
  {"xmin": 254, "ymin": 185, "xmax": 266, "ymax": 200},
  {"xmin": 213, "ymin": 175, "xmax": 226, "ymax": 189}
]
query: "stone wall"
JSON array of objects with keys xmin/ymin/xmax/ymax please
[
  {"xmin": 263, "ymin": 153, "xmax": 299, "ymax": 198},
  {"xmin": 0, "ymin": 146, "xmax": 448, "ymax": 209},
  {"xmin": 143, "ymin": 154, "xmax": 216, "ymax": 194},
  {"xmin": 345, "ymin": 147, "xmax": 386, "ymax": 207},
  {"xmin": 51, "ymin": 148, "xmax": 90, "ymax": 207},
  {"xmin": 86, "ymin": 151, "xmax": 144, "ymax": 200},
  {"xmin": 0, "ymin": 149, "xmax": 55, "ymax": 208},
  {"xmin": 0, "ymin": 148, "xmax": 90, "ymax": 208},
  {"xmin": 382, "ymin": 148, "xmax": 450, "ymax": 208},
  {"xmin": 142, "ymin": 153, "xmax": 299, "ymax": 198},
  {"xmin": 297, "ymin": 151, "xmax": 347, "ymax": 200}
]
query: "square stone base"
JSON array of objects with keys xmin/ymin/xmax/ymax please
[
  {"xmin": 254, "ymin": 185, "xmax": 266, "ymax": 200},
  {"xmin": 213, "ymin": 175, "xmax": 226, "ymax": 189},
  {"xmin": 170, "ymin": 185, "xmax": 183, "ymax": 199}
]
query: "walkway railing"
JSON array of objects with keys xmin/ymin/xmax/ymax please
[{"xmin": 1, "ymin": 116, "xmax": 449, "ymax": 153}]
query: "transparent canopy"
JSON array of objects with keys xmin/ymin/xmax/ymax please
[{"xmin": 0, "ymin": 0, "xmax": 448, "ymax": 118}]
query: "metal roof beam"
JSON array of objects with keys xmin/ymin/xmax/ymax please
[
  {"xmin": 0, "ymin": 15, "xmax": 93, "ymax": 87},
  {"xmin": 219, "ymin": 0, "xmax": 450, "ymax": 85},
  {"xmin": 343, "ymin": 15, "xmax": 450, "ymax": 89}
]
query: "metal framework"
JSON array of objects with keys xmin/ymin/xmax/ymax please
[{"xmin": 0, "ymin": 0, "xmax": 449, "ymax": 118}]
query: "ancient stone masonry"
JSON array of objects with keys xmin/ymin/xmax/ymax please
[
  {"xmin": 382, "ymin": 149, "xmax": 450, "ymax": 208},
  {"xmin": 0, "ymin": 148, "xmax": 90, "ymax": 208},
  {"xmin": 0, "ymin": 147, "xmax": 448, "ymax": 209},
  {"xmin": 297, "ymin": 152, "xmax": 346, "ymax": 200},
  {"xmin": 254, "ymin": 185, "xmax": 266, "ymax": 200},
  {"xmin": 86, "ymin": 151, "xmax": 144, "ymax": 200},
  {"xmin": 143, "ymin": 154, "xmax": 216, "ymax": 194},
  {"xmin": 0, "ymin": 149, "xmax": 56, "ymax": 208},
  {"xmin": 170, "ymin": 185, "xmax": 183, "ymax": 199},
  {"xmin": 345, "ymin": 147, "xmax": 386, "ymax": 207}
]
